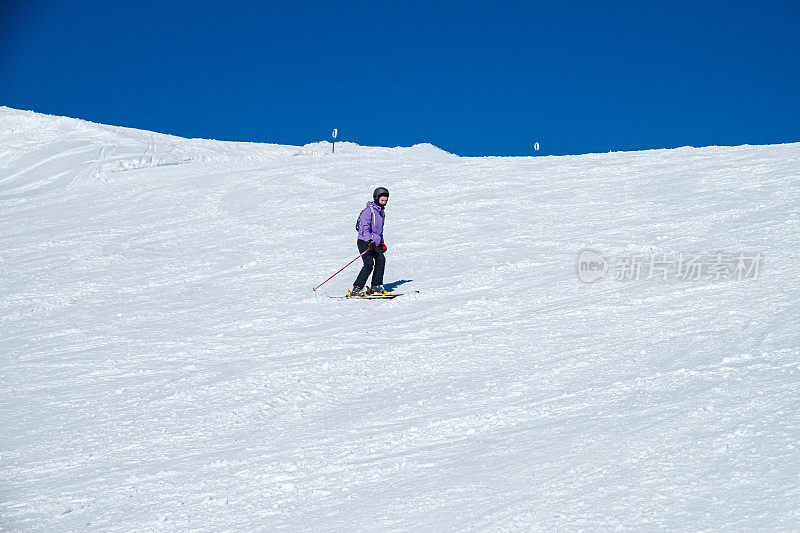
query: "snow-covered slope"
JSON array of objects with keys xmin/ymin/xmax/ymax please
[{"xmin": 1, "ymin": 106, "xmax": 799, "ymax": 531}]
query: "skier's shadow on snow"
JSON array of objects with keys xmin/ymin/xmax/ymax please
[{"xmin": 384, "ymin": 279, "xmax": 413, "ymax": 292}]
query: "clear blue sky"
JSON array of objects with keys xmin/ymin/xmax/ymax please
[{"xmin": 1, "ymin": 1, "xmax": 798, "ymax": 156}]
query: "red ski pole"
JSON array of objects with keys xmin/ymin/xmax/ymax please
[{"xmin": 312, "ymin": 248, "xmax": 371, "ymax": 292}]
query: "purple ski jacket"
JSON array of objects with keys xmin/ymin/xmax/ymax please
[{"xmin": 357, "ymin": 201, "xmax": 385, "ymax": 245}]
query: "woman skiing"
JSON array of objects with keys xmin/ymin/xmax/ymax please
[{"xmin": 349, "ymin": 187, "xmax": 390, "ymax": 297}]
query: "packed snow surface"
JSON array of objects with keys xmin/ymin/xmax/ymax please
[{"xmin": 1, "ymin": 106, "xmax": 799, "ymax": 531}]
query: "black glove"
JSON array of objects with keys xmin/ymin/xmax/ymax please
[
  {"xmin": 380, "ymin": 243, "xmax": 387, "ymax": 253},
  {"xmin": 368, "ymin": 240, "xmax": 379, "ymax": 252}
]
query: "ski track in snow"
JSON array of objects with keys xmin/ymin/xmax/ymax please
[{"xmin": 1, "ymin": 107, "xmax": 799, "ymax": 531}]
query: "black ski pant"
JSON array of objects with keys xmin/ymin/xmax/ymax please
[{"xmin": 354, "ymin": 239, "xmax": 385, "ymax": 288}]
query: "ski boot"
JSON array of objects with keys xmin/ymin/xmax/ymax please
[
  {"xmin": 347, "ymin": 285, "xmax": 366, "ymax": 298},
  {"xmin": 369, "ymin": 284, "xmax": 389, "ymax": 295}
]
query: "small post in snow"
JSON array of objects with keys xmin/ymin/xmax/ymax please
[{"xmin": 332, "ymin": 128, "xmax": 338, "ymax": 153}]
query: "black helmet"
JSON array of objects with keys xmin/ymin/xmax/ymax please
[{"xmin": 373, "ymin": 187, "xmax": 390, "ymax": 202}]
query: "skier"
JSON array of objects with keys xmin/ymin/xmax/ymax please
[{"xmin": 349, "ymin": 187, "xmax": 390, "ymax": 297}]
